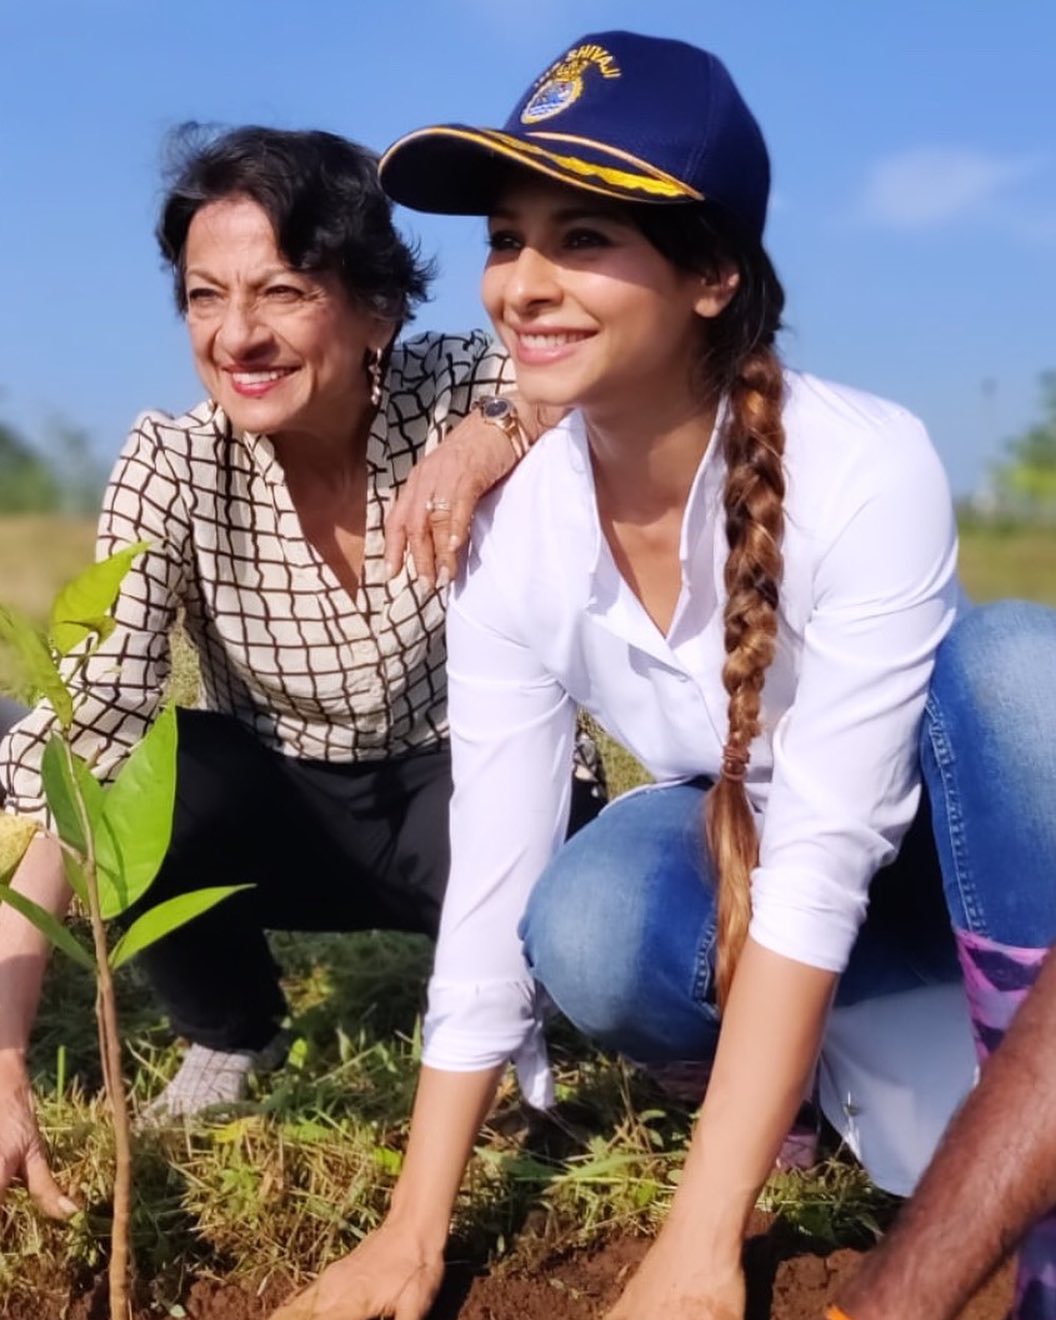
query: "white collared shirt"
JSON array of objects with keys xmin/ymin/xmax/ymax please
[{"xmin": 425, "ymin": 369, "xmax": 961, "ymax": 1110}]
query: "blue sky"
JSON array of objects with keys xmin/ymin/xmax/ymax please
[{"xmin": 2, "ymin": 1, "xmax": 1054, "ymax": 495}]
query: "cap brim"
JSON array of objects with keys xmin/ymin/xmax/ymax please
[{"xmin": 379, "ymin": 125, "xmax": 702, "ymax": 215}]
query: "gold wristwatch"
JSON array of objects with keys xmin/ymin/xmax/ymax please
[{"xmin": 475, "ymin": 396, "xmax": 529, "ymax": 460}]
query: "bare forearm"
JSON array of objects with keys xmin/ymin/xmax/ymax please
[
  {"xmin": 386, "ymin": 1064, "xmax": 505, "ymax": 1247},
  {"xmin": 666, "ymin": 939, "xmax": 835, "ymax": 1253},
  {"xmin": 840, "ymin": 948, "xmax": 1056, "ymax": 1320},
  {"xmin": 0, "ymin": 834, "xmax": 69, "ymax": 1055}
]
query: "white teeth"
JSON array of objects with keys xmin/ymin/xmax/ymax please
[
  {"xmin": 520, "ymin": 332, "xmax": 588, "ymax": 348},
  {"xmin": 232, "ymin": 369, "xmax": 291, "ymax": 385}
]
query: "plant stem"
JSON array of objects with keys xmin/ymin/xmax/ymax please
[
  {"xmin": 64, "ymin": 741, "xmax": 132, "ymax": 1320},
  {"xmin": 96, "ymin": 961, "xmax": 133, "ymax": 1320}
]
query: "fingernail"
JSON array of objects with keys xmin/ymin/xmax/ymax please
[
  {"xmin": 59, "ymin": 1195, "xmax": 79, "ymax": 1217},
  {"xmin": 436, "ymin": 567, "xmax": 450, "ymax": 590},
  {"xmin": 383, "ymin": 559, "xmax": 396, "ymax": 579},
  {"xmin": 448, "ymin": 535, "xmax": 459, "ymax": 550}
]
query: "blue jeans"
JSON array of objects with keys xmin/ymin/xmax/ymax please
[
  {"xmin": 520, "ymin": 601, "xmax": 1055, "ymax": 1062},
  {"xmin": 923, "ymin": 600, "xmax": 1056, "ymax": 946}
]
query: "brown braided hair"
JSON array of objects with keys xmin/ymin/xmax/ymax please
[{"xmin": 634, "ymin": 204, "xmax": 787, "ymax": 1008}]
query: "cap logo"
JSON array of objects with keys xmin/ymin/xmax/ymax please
[{"xmin": 521, "ymin": 43, "xmax": 621, "ymax": 125}]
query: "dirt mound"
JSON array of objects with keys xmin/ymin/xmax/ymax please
[
  {"xmin": 4, "ymin": 1224, "xmax": 1013, "ymax": 1319},
  {"xmin": 437, "ymin": 1228, "xmax": 1012, "ymax": 1320}
]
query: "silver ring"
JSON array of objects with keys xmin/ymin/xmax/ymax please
[{"xmin": 426, "ymin": 497, "xmax": 452, "ymax": 514}]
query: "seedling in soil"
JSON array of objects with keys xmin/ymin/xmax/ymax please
[{"xmin": 0, "ymin": 547, "xmax": 245, "ymax": 1319}]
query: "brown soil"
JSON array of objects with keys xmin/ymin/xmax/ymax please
[{"xmin": 5, "ymin": 1222, "xmax": 1014, "ymax": 1320}]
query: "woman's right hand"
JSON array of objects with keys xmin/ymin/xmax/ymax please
[
  {"xmin": 270, "ymin": 1067, "xmax": 501, "ymax": 1317},
  {"xmin": 0, "ymin": 1050, "xmax": 78, "ymax": 1219},
  {"xmin": 268, "ymin": 1220, "xmax": 445, "ymax": 1320}
]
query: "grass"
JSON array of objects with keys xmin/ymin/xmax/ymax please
[
  {"xmin": 4, "ymin": 931, "xmax": 893, "ymax": 1311},
  {"xmin": 957, "ymin": 525, "xmax": 1056, "ymax": 606},
  {"xmin": 0, "ymin": 516, "xmax": 97, "ymax": 626},
  {"xmin": 0, "ymin": 514, "xmax": 1052, "ymax": 1308}
]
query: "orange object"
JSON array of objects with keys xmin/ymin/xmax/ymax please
[{"xmin": 826, "ymin": 1308, "xmax": 855, "ymax": 1320}]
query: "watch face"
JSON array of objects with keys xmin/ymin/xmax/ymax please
[{"xmin": 481, "ymin": 397, "xmax": 514, "ymax": 421}]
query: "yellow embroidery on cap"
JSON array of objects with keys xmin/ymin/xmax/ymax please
[
  {"xmin": 484, "ymin": 131, "xmax": 689, "ymax": 198},
  {"xmin": 521, "ymin": 43, "xmax": 621, "ymax": 125}
]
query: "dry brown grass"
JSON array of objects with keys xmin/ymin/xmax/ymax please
[
  {"xmin": 958, "ymin": 526, "xmax": 1056, "ymax": 605},
  {"xmin": 0, "ymin": 516, "xmax": 96, "ymax": 625}
]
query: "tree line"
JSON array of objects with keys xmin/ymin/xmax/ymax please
[
  {"xmin": 965, "ymin": 370, "xmax": 1056, "ymax": 526},
  {"xmin": 0, "ymin": 417, "xmax": 105, "ymax": 516}
]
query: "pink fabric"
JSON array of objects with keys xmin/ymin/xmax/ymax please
[{"xmin": 956, "ymin": 929, "xmax": 1053, "ymax": 1317}]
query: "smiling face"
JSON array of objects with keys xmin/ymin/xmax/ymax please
[
  {"xmin": 183, "ymin": 196, "xmax": 393, "ymax": 445},
  {"xmin": 481, "ymin": 177, "xmax": 732, "ymax": 421}
]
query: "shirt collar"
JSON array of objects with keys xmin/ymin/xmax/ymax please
[{"xmin": 204, "ymin": 394, "xmax": 390, "ymax": 490}]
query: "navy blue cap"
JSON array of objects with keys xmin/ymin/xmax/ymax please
[{"xmin": 379, "ymin": 31, "xmax": 770, "ymax": 241}]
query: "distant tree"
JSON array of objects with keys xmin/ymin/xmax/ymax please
[
  {"xmin": 0, "ymin": 420, "xmax": 60, "ymax": 513},
  {"xmin": 992, "ymin": 371, "xmax": 1056, "ymax": 515},
  {"xmin": 45, "ymin": 418, "xmax": 106, "ymax": 515}
]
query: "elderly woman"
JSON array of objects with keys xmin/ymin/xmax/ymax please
[{"xmin": 0, "ymin": 125, "xmax": 603, "ymax": 1218}]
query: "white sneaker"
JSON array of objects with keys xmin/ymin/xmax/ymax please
[{"xmin": 139, "ymin": 1030, "xmax": 291, "ymax": 1124}]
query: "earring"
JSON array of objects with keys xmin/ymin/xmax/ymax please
[{"xmin": 367, "ymin": 347, "xmax": 384, "ymax": 408}]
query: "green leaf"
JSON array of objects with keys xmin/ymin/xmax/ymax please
[
  {"xmin": 49, "ymin": 543, "xmax": 149, "ymax": 656},
  {"xmin": 0, "ymin": 606, "xmax": 72, "ymax": 726},
  {"xmin": 108, "ymin": 885, "xmax": 250, "ymax": 969},
  {"xmin": 52, "ymin": 616, "xmax": 117, "ymax": 660},
  {"xmin": 373, "ymin": 1146, "xmax": 404, "ymax": 1176},
  {"xmin": 0, "ymin": 881, "xmax": 94, "ymax": 971},
  {"xmin": 41, "ymin": 737, "xmax": 103, "ymax": 856},
  {"xmin": 61, "ymin": 852, "xmax": 89, "ymax": 906},
  {"xmin": 96, "ymin": 704, "xmax": 178, "ymax": 918}
]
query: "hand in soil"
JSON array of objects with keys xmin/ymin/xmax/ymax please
[
  {"xmin": 0, "ymin": 1051, "xmax": 79, "ymax": 1219},
  {"xmin": 603, "ymin": 1236, "xmax": 746, "ymax": 1320},
  {"xmin": 268, "ymin": 1224, "xmax": 444, "ymax": 1320}
]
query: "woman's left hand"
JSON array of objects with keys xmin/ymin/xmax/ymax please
[
  {"xmin": 604, "ymin": 1232, "xmax": 746, "ymax": 1320},
  {"xmin": 383, "ymin": 409, "xmax": 519, "ymax": 590}
]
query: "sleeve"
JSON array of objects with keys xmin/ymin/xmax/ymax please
[
  {"xmin": 438, "ymin": 329, "xmax": 515, "ymax": 426},
  {"xmin": 385, "ymin": 331, "xmax": 513, "ymax": 466},
  {"xmin": 0, "ymin": 416, "xmax": 190, "ymax": 821},
  {"xmin": 423, "ymin": 535, "xmax": 576, "ymax": 1104},
  {"xmin": 748, "ymin": 418, "xmax": 959, "ymax": 972}
]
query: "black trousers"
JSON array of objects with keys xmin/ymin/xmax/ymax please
[{"xmin": 136, "ymin": 710, "xmax": 603, "ymax": 1051}]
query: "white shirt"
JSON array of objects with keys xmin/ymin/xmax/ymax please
[{"xmin": 425, "ymin": 370, "xmax": 962, "ymax": 1119}]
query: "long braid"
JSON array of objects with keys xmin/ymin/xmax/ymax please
[
  {"xmin": 706, "ymin": 345, "xmax": 786, "ymax": 1007},
  {"xmin": 632, "ymin": 204, "xmax": 788, "ymax": 1009}
]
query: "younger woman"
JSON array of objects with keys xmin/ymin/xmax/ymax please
[{"xmin": 273, "ymin": 31, "xmax": 1056, "ymax": 1320}]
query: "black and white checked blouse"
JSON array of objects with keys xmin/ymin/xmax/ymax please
[{"xmin": 0, "ymin": 331, "xmax": 512, "ymax": 818}]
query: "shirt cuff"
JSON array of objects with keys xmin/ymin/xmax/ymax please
[
  {"xmin": 422, "ymin": 975, "xmax": 555, "ymax": 1109},
  {"xmin": 748, "ymin": 865, "xmax": 870, "ymax": 973}
]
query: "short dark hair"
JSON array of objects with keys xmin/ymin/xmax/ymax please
[{"xmin": 156, "ymin": 124, "xmax": 433, "ymax": 320}]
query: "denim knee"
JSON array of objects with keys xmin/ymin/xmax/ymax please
[
  {"xmin": 930, "ymin": 601, "xmax": 1056, "ymax": 734},
  {"xmin": 519, "ymin": 784, "xmax": 722, "ymax": 1062},
  {"xmin": 521, "ymin": 842, "xmax": 653, "ymax": 1050},
  {"xmin": 923, "ymin": 600, "xmax": 1056, "ymax": 944}
]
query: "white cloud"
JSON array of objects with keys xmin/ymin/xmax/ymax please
[{"xmin": 855, "ymin": 147, "xmax": 1044, "ymax": 229}]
